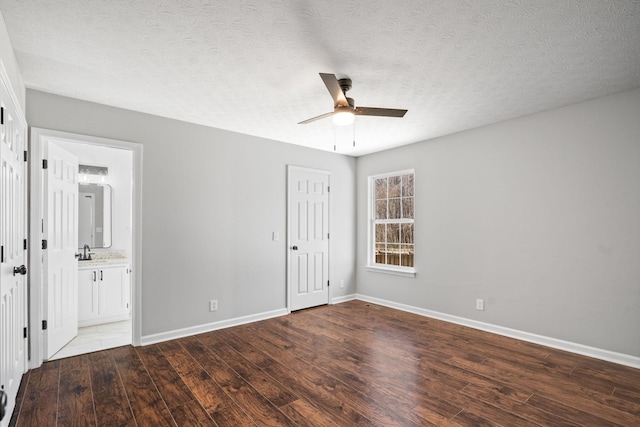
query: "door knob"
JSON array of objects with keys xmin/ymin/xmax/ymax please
[
  {"xmin": 13, "ymin": 265, "xmax": 27, "ymax": 276},
  {"xmin": 291, "ymin": 246, "xmax": 298, "ymax": 250}
]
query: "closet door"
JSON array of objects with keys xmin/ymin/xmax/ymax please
[{"xmin": 0, "ymin": 77, "xmax": 28, "ymax": 427}]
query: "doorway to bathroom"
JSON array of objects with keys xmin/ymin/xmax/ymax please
[{"xmin": 29, "ymin": 128, "xmax": 142, "ymax": 367}]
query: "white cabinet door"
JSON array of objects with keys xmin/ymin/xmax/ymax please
[
  {"xmin": 78, "ymin": 265, "xmax": 130, "ymax": 326},
  {"xmin": 78, "ymin": 268, "xmax": 98, "ymax": 324},
  {"xmin": 99, "ymin": 266, "xmax": 130, "ymax": 319}
]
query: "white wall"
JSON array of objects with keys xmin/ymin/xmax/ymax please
[
  {"xmin": 0, "ymin": 11, "xmax": 24, "ymax": 111},
  {"xmin": 26, "ymin": 89, "xmax": 357, "ymax": 337},
  {"xmin": 52, "ymin": 141, "xmax": 133, "ymax": 253},
  {"xmin": 357, "ymin": 88, "xmax": 640, "ymax": 358}
]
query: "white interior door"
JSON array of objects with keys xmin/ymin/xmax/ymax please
[
  {"xmin": 44, "ymin": 142, "xmax": 79, "ymax": 359},
  {"xmin": 288, "ymin": 166, "xmax": 330, "ymax": 311},
  {"xmin": 0, "ymin": 86, "xmax": 28, "ymax": 426}
]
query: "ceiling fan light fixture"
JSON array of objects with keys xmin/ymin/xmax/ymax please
[{"xmin": 333, "ymin": 110, "xmax": 355, "ymax": 126}]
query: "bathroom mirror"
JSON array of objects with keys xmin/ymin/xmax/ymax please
[{"xmin": 78, "ymin": 183, "xmax": 112, "ymax": 248}]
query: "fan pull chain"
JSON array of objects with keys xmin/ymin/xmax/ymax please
[
  {"xmin": 333, "ymin": 125, "xmax": 337, "ymax": 151},
  {"xmin": 353, "ymin": 119, "xmax": 356, "ymax": 148}
]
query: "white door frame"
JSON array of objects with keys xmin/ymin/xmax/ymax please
[
  {"xmin": 286, "ymin": 165, "xmax": 331, "ymax": 312},
  {"xmin": 29, "ymin": 128, "xmax": 143, "ymax": 369}
]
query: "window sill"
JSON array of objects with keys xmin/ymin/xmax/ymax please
[{"xmin": 365, "ymin": 265, "xmax": 416, "ymax": 278}]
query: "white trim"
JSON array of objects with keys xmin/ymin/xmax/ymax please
[
  {"xmin": 331, "ymin": 294, "xmax": 357, "ymax": 304},
  {"xmin": 28, "ymin": 128, "xmax": 143, "ymax": 368},
  {"xmin": 369, "ymin": 168, "xmax": 415, "ymax": 180},
  {"xmin": 355, "ymin": 294, "xmax": 640, "ymax": 369},
  {"xmin": 140, "ymin": 308, "xmax": 288, "ymax": 346},
  {"xmin": 365, "ymin": 265, "xmax": 416, "ymax": 277},
  {"xmin": 0, "ymin": 61, "xmax": 26, "ymax": 119}
]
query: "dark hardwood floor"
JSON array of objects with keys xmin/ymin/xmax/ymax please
[{"xmin": 10, "ymin": 300, "xmax": 640, "ymax": 426}]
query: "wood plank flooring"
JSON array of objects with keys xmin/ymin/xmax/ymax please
[{"xmin": 10, "ymin": 300, "xmax": 640, "ymax": 426}]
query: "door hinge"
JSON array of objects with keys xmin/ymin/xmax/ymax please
[
  {"xmin": 23, "ymin": 239, "xmax": 27, "ymax": 250},
  {"xmin": 23, "ymin": 327, "xmax": 27, "ymax": 339},
  {"xmin": 42, "ymin": 239, "xmax": 48, "ymax": 249},
  {"xmin": 42, "ymin": 159, "xmax": 48, "ymax": 169},
  {"xmin": 0, "ymin": 106, "xmax": 3, "ymax": 125},
  {"xmin": 0, "ymin": 245, "xmax": 3, "ymax": 263},
  {"xmin": 24, "ymin": 150, "xmax": 28, "ymax": 162},
  {"xmin": 327, "ymin": 233, "xmax": 330, "ymax": 239},
  {"xmin": 327, "ymin": 186, "xmax": 330, "ymax": 192},
  {"xmin": 327, "ymin": 280, "xmax": 330, "ymax": 287},
  {"xmin": 42, "ymin": 320, "xmax": 48, "ymax": 330}
]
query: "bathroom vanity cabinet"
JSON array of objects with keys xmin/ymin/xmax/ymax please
[{"xmin": 78, "ymin": 263, "xmax": 130, "ymax": 326}]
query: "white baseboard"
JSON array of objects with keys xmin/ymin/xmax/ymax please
[
  {"xmin": 354, "ymin": 294, "xmax": 640, "ymax": 370},
  {"xmin": 331, "ymin": 293, "xmax": 357, "ymax": 304},
  {"xmin": 140, "ymin": 308, "xmax": 288, "ymax": 346}
]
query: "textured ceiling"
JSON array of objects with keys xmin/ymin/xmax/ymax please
[{"xmin": 1, "ymin": 1, "xmax": 639, "ymax": 156}]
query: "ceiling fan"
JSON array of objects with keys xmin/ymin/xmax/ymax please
[{"xmin": 298, "ymin": 73, "xmax": 408, "ymax": 126}]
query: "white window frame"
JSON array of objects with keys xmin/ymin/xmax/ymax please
[{"xmin": 366, "ymin": 169, "xmax": 416, "ymax": 277}]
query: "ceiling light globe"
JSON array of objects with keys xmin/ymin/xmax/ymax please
[{"xmin": 333, "ymin": 111, "xmax": 355, "ymax": 126}]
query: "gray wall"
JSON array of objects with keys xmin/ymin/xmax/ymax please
[
  {"xmin": 356, "ymin": 88, "xmax": 640, "ymax": 357},
  {"xmin": 26, "ymin": 85, "xmax": 640, "ymax": 357},
  {"xmin": 27, "ymin": 89, "xmax": 357, "ymax": 337}
]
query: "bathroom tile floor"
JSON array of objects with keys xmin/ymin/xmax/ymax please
[{"xmin": 49, "ymin": 319, "xmax": 132, "ymax": 361}]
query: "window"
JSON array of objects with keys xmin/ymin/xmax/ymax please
[{"xmin": 368, "ymin": 170, "xmax": 415, "ymax": 276}]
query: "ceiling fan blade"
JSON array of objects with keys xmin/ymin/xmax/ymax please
[
  {"xmin": 355, "ymin": 107, "xmax": 407, "ymax": 118},
  {"xmin": 298, "ymin": 111, "xmax": 334, "ymax": 124},
  {"xmin": 319, "ymin": 73, "xmax": 349, "ymax": 107}
]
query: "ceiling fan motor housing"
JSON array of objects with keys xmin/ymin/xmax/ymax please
[{"xmin": 338, "ymin": 78, "xmax": 352, "ymax": 93}]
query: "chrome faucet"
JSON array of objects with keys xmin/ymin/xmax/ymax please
[{"xmin": 83, "ymin": 244, "xmax": 92, "ymax": 261}]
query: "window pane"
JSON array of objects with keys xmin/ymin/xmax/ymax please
[
  {"xmin": 370, "ymin": 171, "xmax": 415, "ymax": 270},
  {"xmin": 388, "ymin": 176, "xmax": 401, "ymax": 198},
  {"xmin": 402, "ymin": 174, "xmax": 414, "ymax": 196},
  {"xmin": 401, "ymin": 223, "xmax": 414, "ymax": 244},
  {"xmin": 375, "ymin": 244, "xmax": 386, "ymax": 264},
  {"xmin": 388, "ymin": 198, "xmax": 401, "ymax": 219},
  {"xmin": 401, "ymin": 245, "xmax": 414, "ymax": 267},
  {"xmin": 402, "ymin": 197, "xmax": 414, "ymax": 219},
  {"xmin": 375, "ymin": 200, "xmax": 387, "ymax": 219},
  {"xmin": 386, "ymin": 223, "xmax": 399, "ymax": 243},
  {"xmin": 387, "ymin": 244, "xmax": 400, "ymax": 265},
  {"xmin": 375, "ymin": 178, "xmax": 387, "ymax": 199}
]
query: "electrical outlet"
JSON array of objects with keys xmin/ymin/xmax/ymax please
[
  {"xmin": 476, "ymin": 299, "xmax": 484, "ymax": 311},
  {"xmin": 339, "ymin": 280, "xmax": 345, "ymax": 289},
  {"xmin": 209, "ymin": 300, "xmax": 218, "ymax": 312}
]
